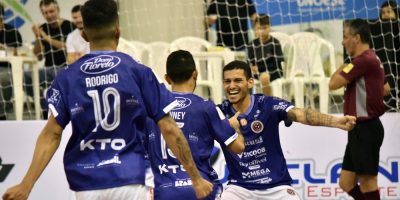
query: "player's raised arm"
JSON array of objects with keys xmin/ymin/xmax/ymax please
[
  {"xmin": 287, "ymin": 107, "xmax": 356, "ymax": 131},
  {"xmin": 157, "ymin": 114, "xmax": 213, "ymax": 199}
]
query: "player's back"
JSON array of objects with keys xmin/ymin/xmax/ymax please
[
  {"xmin": 145, "ymin": 92, "xmax": 236, "ymax": 200},
  {"xmin": 47, "ymin": 51, "xmax": 174, "ymax": 191}
]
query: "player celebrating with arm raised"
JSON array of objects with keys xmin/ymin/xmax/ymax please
[
  {"xmin": 2, "ymin": 1, "xmax": 212, "ymax": 200},
  {"xmin": 145, "ymin": 50, "xmax": 245, "ymax": 200},
  {"xmin": 218, "ymin": 60, "xmax": 356, "ymax": 200}
]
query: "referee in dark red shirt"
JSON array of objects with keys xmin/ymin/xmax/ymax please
[{"xmin": 329, "ymin": 19, "xmax": 391, "ymax": 200}]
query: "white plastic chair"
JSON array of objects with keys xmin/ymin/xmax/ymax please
[
  {"xmin": 131, "ymin": 40, "xmax": 150, "ymax": 66},
  {"xmin": 147, "ymin": 41, "xmax": 170, "ymax": 79},
  {"xmin": 191, "ymin": 51, "xmax": 235, "ymax": 104},
  {"xmin": 170, "ymin": 36, "xmax": 212, "ymax": 53},
  {"xmin": 117, "ymin": 37, "xmax": 141, "ymax": 62},
  {"xmin": 268, "ymin": 32, "xmax": 295, "ymax": 99},
  {"xmin": 289, "ymin": 32, "xmax": 336, "ymax": 113},
  {"xmin": 170, "ymin": 37, "xmax": 225, "ymax": 102}
]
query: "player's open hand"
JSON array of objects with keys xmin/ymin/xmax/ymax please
[
  {"xmin": 2, "ymin": 183, "xmax": 31, "ymax": 200},
  {"xmin": 192, "ymin": 177, "xmax": 213, "ymax": 199},
  {"xmin": 336, "ymin": 115, "xmax": 356, "ymax": 131}
]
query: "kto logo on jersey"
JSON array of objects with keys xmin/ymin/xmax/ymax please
[
  {"xmin": 80, "ymin": 55, "xmax": 121, "ymax": 74},
  {"xmin": 173, "ymin": 97, "xmax": 191, "ymax": 110},
  {"xmin": 251, "ymin": 120, "xmax": 264, "ymax": 133},
  {"xmin": 80, "ymin": 138, "xmax": 126, "ymax": 151}
]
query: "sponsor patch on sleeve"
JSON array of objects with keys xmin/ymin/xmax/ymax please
[{"xmin": 342, "ymin": 63, "xmax": 354, "ymax": 74}]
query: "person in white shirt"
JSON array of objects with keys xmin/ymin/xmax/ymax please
[{"xmin": 66, "ymin": 4, "xmax": 89, "ymax": 64}]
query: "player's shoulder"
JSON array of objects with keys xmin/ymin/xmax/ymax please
[
  {"xmin": 218, "ymin": 99, "xmax": 232, "ymax": 113},
  {"xmin": 254, "ymin": 94, "xmax": 289, "ymax": 109}
]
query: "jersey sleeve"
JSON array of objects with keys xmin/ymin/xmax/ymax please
[
  {"xmin": 205, "ymin": 102, "xmax": 238, "ymax": 146},
  {"xmin": 138, "ymin": 66, "xmax": 177, "ymax": 122},
  {"xmin": 46, "ymin": 74, "xmax": 70, "ymax": 128},
  {"xmin": 339, "ymin": 59, "xmax": 365, "ymax": 83},
  {"xmin": 269, "ymin": 97, "xmax": 294, "ymax": 122}
]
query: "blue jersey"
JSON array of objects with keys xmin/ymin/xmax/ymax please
[
  {"xmin": 145, "ymin": 92, "xmax": 238, "ymax": 200},
  {"xmin": 218, "ymin": 94, "xmax": 294, "ymax": 190},
  {"xmin": 46, "ymin": 51, "xmax": 177, "ymax": 191}
]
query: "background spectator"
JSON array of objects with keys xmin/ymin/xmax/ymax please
[
  {"xmin": 66, "ymin": 4, "xmax": 89, "ymax": 64},
  {"xmin": 25, "ymin": 0, "xmax": 75, "ymax": 118},
  {"xmin": 206, "ymin": 0, "xmax": 257, "ymax": 51},
  {"xmin": 247, "ymin": 14, "xmax": 284, "ymax": 96},
  {"xmin": 0, "ymin": 3, "xmax": 23, "ymax": 120}
]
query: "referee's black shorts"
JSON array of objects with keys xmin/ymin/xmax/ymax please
[{"xmin": 342, "ymin": 118, "xmax": 384, "ymax": 175}]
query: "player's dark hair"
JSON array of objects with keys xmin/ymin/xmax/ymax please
[
  {"xmin": 39, "ymin": 0, "xmax": 58, "ymax": 7},
  {"xmin": 254, "ymin": 14, "xmax": 270, "ymax": 26},
  {"xmin": 345, "ymin": 18, "xmax": 371, "ymax": 44},
  {"xmin": 166, "ymin": 50, "xmax": 196, "ymax": 84},
  {"xmin": 223, "ymin": 60, "xmax": 252, "ymax": 80},
  {"xmin": 81, "ymin": 0, "xmax": 118, "ymax": 41},
  {"xmin": 71, "ymin": 4, "xmax": 82, "ymax": 13}
]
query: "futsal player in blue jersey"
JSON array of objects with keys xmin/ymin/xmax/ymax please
[
  {"xmin": 218, "ymin": 60, "xmax": 357, "ymax": 200},
  {"xmin": 2, "ymin": 1, "xmax": 213, "ymax": 200},
  {"xmin": 145, "ymin": 50, "xmax": 245, "ymax": 200}
]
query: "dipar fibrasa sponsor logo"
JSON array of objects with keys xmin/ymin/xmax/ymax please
[
  {"xmin": 0, "ymin": 157, "xmax": 14, "ymax": 183},
  {"xmin": 80, "ymin": 55, "xmax": 121, "ymax": 74},
  {"xmin": 288, "ymin": 158, "xmax": 400, "ymax": 199},
  {"xmin": 296, "ymin": 0, "xmax": 345, "ymax": 13}
]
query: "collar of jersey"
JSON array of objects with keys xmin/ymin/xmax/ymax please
[
  {"xmin": 230, "ymin": 95, "xmax": 255, "ymax": 115},
  {"xmin": 172, "ymin": 91, "xmax": 193, "ymax": 95},
  {"xmin": 89, "ymin": 50, "xmax": 115, "ymax": 54}
]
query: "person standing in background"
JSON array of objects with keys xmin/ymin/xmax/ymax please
[
  {"xmin": 247, "ymin": 15, "xmax": 284, "ymax": 96},
  {"xmin": 329, "ymin": 19, "xmax": 390, "ymax": 200},
  {"xmin": 66, "ymin": 4, "xmax": 89, "ymax": 64},
  {"xmin": 25, "ymin": 0, "xmax": 75, "ymax": 118},
  {"xmin": 206, "ymin": 0, "xmax": 257, "ymax": 51}
]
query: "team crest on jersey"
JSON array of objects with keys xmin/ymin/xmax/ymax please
[
  {"xmin": 80, "ymin": 55, "xmax": 121, "ymax": 74},
  {"xmin": 173, "ymin": 97, "xmax": 191, "ymax": 110},
  {"xmin": 251, "ymin": 120, "xmax": 264, "ymax": 134}
]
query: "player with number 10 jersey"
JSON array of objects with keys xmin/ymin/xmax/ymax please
[{"xmin": 46, "ymin": 51, "xmax": 177, "ymax": 191}]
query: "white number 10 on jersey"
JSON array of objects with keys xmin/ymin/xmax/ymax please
[{"xmin": 87, "ymin": 87, "xmax": 121, "ymax": 132}]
